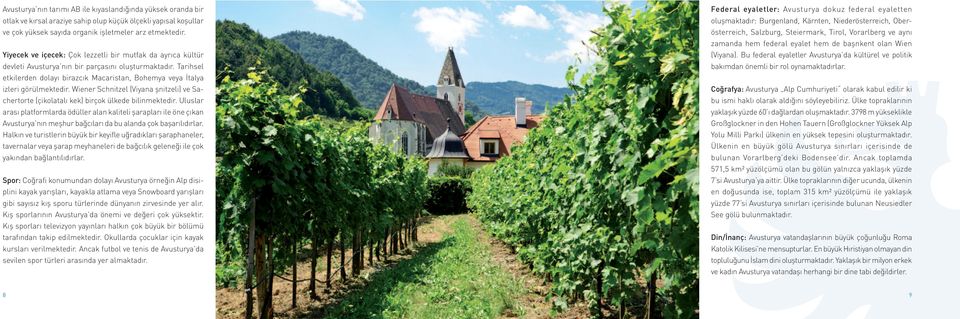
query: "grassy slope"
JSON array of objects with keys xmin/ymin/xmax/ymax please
[{"xmin": 322, "ymin": 215, "xmax": 525, "ymax": 319}]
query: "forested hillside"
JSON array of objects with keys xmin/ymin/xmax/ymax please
[
  {"xmin": 274, "ymin": 31, "xmax": 433, "ymax": 109},
  {"xmin": 216, "ymin": 20, "xmax": 370, "ymax": 120}
]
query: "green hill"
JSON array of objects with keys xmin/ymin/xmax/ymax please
[
  {"xmin": 216, "ymin": 20, "xmax": 369, "ymax": 120},
  {"xmin": 274, "ymin": 31, "xmax": 432, "ymax": 109}
]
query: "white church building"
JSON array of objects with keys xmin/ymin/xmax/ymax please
[{"xmin": 368, "ymin": 48, "xmax": 467, "ymax": 159}]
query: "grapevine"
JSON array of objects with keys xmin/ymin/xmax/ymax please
[
  {"xmin": 216, "ymin": 69, "xmax": 428, "ymax": 319},
  {"xmin": 468, "ymin": 2, "xmax": 699, "ymax": 318}
]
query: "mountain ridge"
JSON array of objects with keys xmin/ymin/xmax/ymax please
[
  {"xmin": 215, "ymin": 20, "xmax": 368, "ymax": 119},
  {"xmin": 272, "ymin": 31, "xmax": 570, "ymax": 118},
  {"xmin": 273, "ymin": 31, "xmax": 433, "ymax": 109},
  {"xmin": 429, "ymin": 81, "xmax": 571, "ymax": 115}
]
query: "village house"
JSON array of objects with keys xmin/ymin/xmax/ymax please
[
  {"xmin": 369, "ymin": 48, "xmax": 543, "ymax": 175},
  {"xmin": 459, "ymin": 97, "xmax": 542, "ymax": 170}
]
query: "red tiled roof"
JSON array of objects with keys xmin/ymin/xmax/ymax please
[
  {"xmin": 462, "ymin": 115, "xmax": 543, "ymax": 162},
  {"xmin": 373, "ymin": 84, "xmax": 466, "ymax": 140},
  {"xmin": 478, "ymin": 130, "xmax": 500, "ymax": 139}
]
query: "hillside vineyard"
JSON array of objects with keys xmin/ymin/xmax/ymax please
[{"xmin": 469, "ymin": 2, "xmax": 699, "ymax": 318}]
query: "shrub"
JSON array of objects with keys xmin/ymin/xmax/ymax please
[{"xmin": 425, "ymin": 176, "xmax": 471, "ymax": 215}]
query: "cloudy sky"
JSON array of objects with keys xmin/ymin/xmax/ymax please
[{"xmin": 217, "ymin": 0, "xmax": 640, "ymax": 87}]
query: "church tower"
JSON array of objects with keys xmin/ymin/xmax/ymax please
[{"xmin": 437, "ymin": 47, "xmax": 465, "ymax": 124}]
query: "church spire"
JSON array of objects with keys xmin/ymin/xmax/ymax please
[{"xmin": 437, "ymin": 47, "xmax": 464, "ymax": 87}]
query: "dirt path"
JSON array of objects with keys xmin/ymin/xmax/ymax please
[
  {"xmin": 465, "ymin": 216, "xmax": 595, "ymax": 319},
  {"xmin": 464, "ymin": 216, "xmax": 552, "ymax": 318},
  {"xmin": 216, "ymin": 215, "xmax": 456, "ymax": 319}
]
